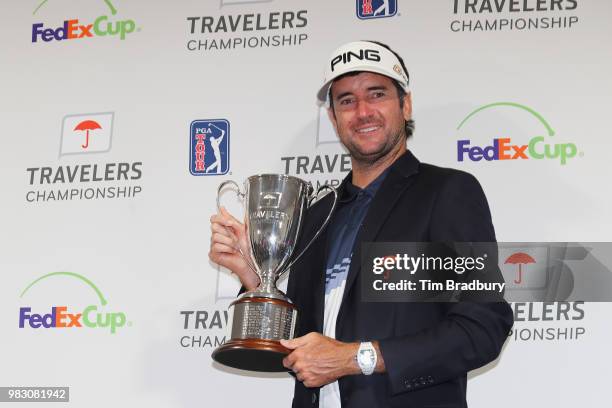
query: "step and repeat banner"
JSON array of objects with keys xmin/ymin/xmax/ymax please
[{"xmin": 1, "ymin": 0, "xmax": 611, "ymax": 407}]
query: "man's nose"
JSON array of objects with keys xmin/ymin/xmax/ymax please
[{"xmin": 356, "ymin": 100, "xmax": 373, "ymax": 118}]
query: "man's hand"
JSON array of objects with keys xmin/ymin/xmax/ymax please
[
  {"xmin": 281, "ymin": 333, "xmax": 360, "ymax": 388},
  {"xmin": 209, "ymin": 207, "xmax": 260, "ymax": 291}
]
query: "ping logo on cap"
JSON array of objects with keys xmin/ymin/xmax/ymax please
[{"xmin": 330, "ymin": 49, "xmax": 381, "ymax": 72}]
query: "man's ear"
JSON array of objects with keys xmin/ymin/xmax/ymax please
[
  {"xmin": 403, "ymin": 92, "xmax": 413, "ymax": 121},
  {"xmin": 327, "ymin": 106, "xmax": 339, "ymax": 133}
]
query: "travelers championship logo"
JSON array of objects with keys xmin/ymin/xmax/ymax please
[
  {"xmin": 456, "ymin": 102, "xmax": 581, "ymax": 165},
  {"xmin": 32, "ymin": 0, "xmax": 140, "ymax": 43},
  {"xmin": 357, "ymin": 0, "xmax": 398, "ymax": 19},
  {"xmin": 450, "ymin": 0, "xmax": 579, "ymax": 32},
  {"xmin": 186, "ymin": 0, "xmax": 308, "ymax": 52},
  {"xmin": 189, "ymin": 119, "xmax": 230, "ymax": 176},
  {"xmin": 25, "ymin": 112, "xmax": 143, "ymax": 203},
  {"xmin": 504, "ymin": 244, "xmax": 589, "ymax": 342},
  {"xmin": 19, "ymin": 272, "xmax": 131, "ymax": 334}
]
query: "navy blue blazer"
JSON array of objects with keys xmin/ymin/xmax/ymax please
[{"xmin": 286, "ymin": 150, "xmax": 514, "ymax": 408}]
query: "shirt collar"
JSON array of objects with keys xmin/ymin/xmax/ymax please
[{"xmin": 340, "ymin": 167, "xmax": 390, "ymax": 203}]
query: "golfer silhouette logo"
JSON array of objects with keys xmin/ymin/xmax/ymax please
[
  {"xmin": 189, "ymin": 119, "xmax": 230, "ymax": 176},
  {"xmin": 206, "ymin": 124, "xmax": 225, "ymax": 174}
]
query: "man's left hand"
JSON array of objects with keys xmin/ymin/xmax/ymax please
[{"xmin": 281, "ymin": 332, "xmax": 360, "ymax": 388}]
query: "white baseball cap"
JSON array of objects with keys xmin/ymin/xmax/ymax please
[{"xmin": 317, "ymin": 41, "xmax": 410, "ymax": 103}]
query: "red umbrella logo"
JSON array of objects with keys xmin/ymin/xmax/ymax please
[
  {"xmin": 504, "ymin": 252, "xmax": 536, "ymax": 285},
  {"xmin": 74, "ymin": 120, "xmax": 102, "ymax": 149}
]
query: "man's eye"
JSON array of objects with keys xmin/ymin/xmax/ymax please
[
  {"xmin": 372, "ymin": 91, "xmax": 386, "ymax": 98},
  {"xmin": 339, "ymin": 98, "xmax": 354, "ymax": 105}
]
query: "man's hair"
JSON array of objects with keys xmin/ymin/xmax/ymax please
[{"xmin": 327, "ymin": 41, "xmax": 415, "ymax": 139}]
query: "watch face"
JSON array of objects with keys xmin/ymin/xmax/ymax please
[{"xmin": 358, "ymin": 349, "xmax": 374, "ymax": 365}]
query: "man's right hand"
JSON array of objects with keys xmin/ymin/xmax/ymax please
[{"xmin": 209, "ymin": 207, "xmax": 260, "ymax": 291}]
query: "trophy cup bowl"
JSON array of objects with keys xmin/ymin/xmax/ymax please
[{"xmin": 212, "ymin": 174, "xmax": 336, "ymax": 372}]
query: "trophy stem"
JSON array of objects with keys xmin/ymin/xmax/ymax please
[{"xmin": 243, "ymin": 270, "xmax": 289, "ymax": 301}]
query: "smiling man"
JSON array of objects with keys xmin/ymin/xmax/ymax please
[{"xmin": 209, "ymin": 41, "xmax": 513, "ymax": 408}]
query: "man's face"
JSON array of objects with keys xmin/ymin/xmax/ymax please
[{"xmin": 327, "ymin": 72, "xmax": 412, "ymax": 165}]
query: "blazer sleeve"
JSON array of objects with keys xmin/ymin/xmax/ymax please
[{"xmin": 378, "ymin": 171, "xmax": 514, "ymax": 396}]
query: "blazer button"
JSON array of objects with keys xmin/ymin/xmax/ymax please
[
  {"xmin": 427, "ymin": 376, "xmax": 434, "ymax": 384},
  {"xmin": 404, "ymin": 380, "xmax": 412, "ymax": 389}
]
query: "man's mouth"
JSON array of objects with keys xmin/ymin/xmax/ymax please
[{"xmin": 355, "ymin": 125, "xmax": 382, "ymax": 134}]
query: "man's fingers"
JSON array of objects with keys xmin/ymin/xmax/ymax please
[
  {"xmin": 210, "ymin": 221, "xmax": 233, "ymax": 236},
  {"xmin": 283, "ymin": 351, "xmax": 298, "ymax": 369},
  {"xmin": 282, "ymin": 357, "xmax": 291, "ymax": 370},
  {"xmin": 211, "ymin": 212, "xmax": 243, "ymax": 232},
  {"xmin": 210, "ymin": 242, "xmax": 237, "ymax": 255},
  {"xmin": 210, "ymin": 213, "xmax": 228, "ymax": 225},
  {"xmin": 211, "ymin": 217, "xmax": 239, "ymax": 234},
  {"xmin": 219, "ymin": 206, "xmax": 242, "ymax": 225},
  {"xmin": 219, "ymin": 206, "xmax": 233, "ymax": 219},
  {"xmin": 211, "ymin": 232, "xmax": 237, "ymax": 249},
  {"xmin": 281, "ymin": 335, "xmax": 309, "ymax": 350}
]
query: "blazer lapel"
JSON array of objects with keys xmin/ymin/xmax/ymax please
[{"xmin": 336, "ymin": 151, "xmax": 420, "ymax": 333}]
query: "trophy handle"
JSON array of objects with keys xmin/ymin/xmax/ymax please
[
  {"xmin": 216, "ymin": 180, "xmax": 259, "ymax": 276},
  {"xmin": 281, "ymin": 184, "xmax": 338, "ymax": 277}
]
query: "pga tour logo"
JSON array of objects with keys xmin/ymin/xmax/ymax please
[
  {"xmin": 357, "ymin": 0, "xmax": 398, "ymax": 19},
  {"xmin": 59, "ymin": 112, "xmax": 114, "ymax": 157},
  {"xmin": 189, "ymin": 119, "xmax": 230, "ymax": 176}
]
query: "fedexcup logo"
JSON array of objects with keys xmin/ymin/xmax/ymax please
[
  {"xmin": 32, "ymin": 0, "xmax": 140, "ymax": 43},
  {"xmin": 456, "ymin": 102, "xmax": 581, "ymax": 165},
  {"xmin": 19, "ymin": 272, "xmax": 131, "ymax": 334}
]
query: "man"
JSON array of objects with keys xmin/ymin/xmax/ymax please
[{"xmin": 210, "ymin": 41, "xmax": 513, "ymax": 408}]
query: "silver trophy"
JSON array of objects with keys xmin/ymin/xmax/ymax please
[{"xmin": 212, "ymin": 174, "xmax": 337, "ymax": 372}]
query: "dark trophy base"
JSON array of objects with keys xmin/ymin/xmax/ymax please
[
  {"xmin": 212, "ymin": 339, "xmax": 291, "ymax": 372},
  {"xmin": 212, "ymin": 296, "xmax": 298, "ymax": 372}
]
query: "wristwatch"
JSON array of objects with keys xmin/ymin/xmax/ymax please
[{"xmin": 356, "ymin": 341, "xmax": 377, "ymax": 375}]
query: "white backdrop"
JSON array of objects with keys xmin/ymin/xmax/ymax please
[{"xmin": 1, "ymin": 0, "xmax": 612, "ymax": 407}]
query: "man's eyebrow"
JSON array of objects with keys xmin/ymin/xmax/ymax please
[
  {"xmin": 366, "ymin": 85, "xmax": 389, "ymax": 92},
  {"xmin": 335, "ymin": 91, "xmax": 354, "ymax": 100},
  {"xmin": 335, "ymin": 85, "xmax": 390, "ymax": 100}
]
